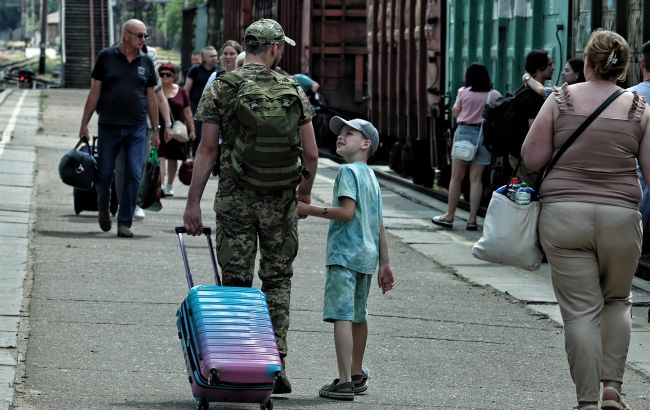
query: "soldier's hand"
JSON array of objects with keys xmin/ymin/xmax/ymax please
[
  {"xmin": 183, "ymin": 203, "xmax": 203, "ymax": 235},
  {"xmin": 296, "ymin": 201, "xmax": 309, "ymax": 219}
]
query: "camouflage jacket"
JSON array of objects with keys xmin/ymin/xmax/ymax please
[{"xmin": 195, "ymin": 63, "xmax": 315, "ymax": 194}]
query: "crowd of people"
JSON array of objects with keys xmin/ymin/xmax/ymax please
[{"xmin": 76, "ymin": 16, "xmax": 649, "ymax": 410}]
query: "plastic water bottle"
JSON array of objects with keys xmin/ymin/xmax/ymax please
[
  {"xmin": 515, "ymin": 183, "xmax": 534, "ymax": 205},
  {"xmin": 506, "ymin": 177, "xmax": 520, "ymax": 201}
]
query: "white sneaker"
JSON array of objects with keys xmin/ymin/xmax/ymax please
[
  {"xmin": 133, "ymin": 206, "xmax": 145, "ymax": 220},
  {"xmin": 162, "ymin": 184, "xmax": 174, "ymax": 197}
]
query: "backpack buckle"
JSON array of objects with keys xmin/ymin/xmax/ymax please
[
  {"xmin": 250, "ymin": 102, "xmax": 258, "ymax": 111},
  {"xmin": 282, "ymin": 99, "xmax": 290, "ymax": 108}
]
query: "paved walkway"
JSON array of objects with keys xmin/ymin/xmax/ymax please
[{"xmin": 0, "ymin": 88, "xmax": 649, "ymax": 409}]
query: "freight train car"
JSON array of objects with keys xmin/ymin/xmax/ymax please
[
  {"xmin": 441, "ymin": 0, "xmax": 650, "ymax": 200},
  {"xmin": 184, "ymin": 1, "xmax": 650, "ymax": 190},
  {"xmin": 182, "ymin": 0, "xmax": 371, "ymax": 156}
]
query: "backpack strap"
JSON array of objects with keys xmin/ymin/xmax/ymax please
[
  {"xmin": 552, "ymin": 83, "xmax": 574, "ymax": 114},
  {"xmin": 628, "ymin": 91, "xmax": 647, "ymax": 122},
  {"xmin": 218, "ymin": 71, "xmax": 242, "ymax": 87}
]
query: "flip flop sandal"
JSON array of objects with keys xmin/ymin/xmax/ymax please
[
  {"xmin": 319, "ymin": 380, "xmax": 354, "ymax": 401},
  {"xmin": 601, "ymin": 386, "xmax": 631, "ymax": 410},
  {"xmin": 466, "ymin": 223, "xmax": 478, "ymax": 231},
  {"xmin": 431, "ymin": 215, "xmax": 453, "ymax": 229}
]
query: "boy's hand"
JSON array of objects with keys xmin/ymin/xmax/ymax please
[
  {"xmin": 296, "ymin": 201, "xmax": 309, "ymax": 219},
  {"xmin": 377, "ymin": 265, "xmax": 395, "ymax": 294}
]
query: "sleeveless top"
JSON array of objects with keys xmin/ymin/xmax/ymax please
[{"xmin": 540, "ymin": 83, "xmax": 647, "ymax": 209}]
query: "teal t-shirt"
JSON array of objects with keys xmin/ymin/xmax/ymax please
[{"xmin": 325, "ymin": 162, "xmax": 382, "ymax": 274}]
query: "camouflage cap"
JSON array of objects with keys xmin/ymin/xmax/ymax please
[{"xmin": 244, "ymin": 18, "xmax": 296, "ymax": 47}]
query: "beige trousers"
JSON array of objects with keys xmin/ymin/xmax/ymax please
[{"xmin": 539, "ymin": 201, "xmax": 641, "ymax": 403}]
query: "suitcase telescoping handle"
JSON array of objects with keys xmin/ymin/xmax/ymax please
[{"xmin": 175, "ymin": 226, "xmax": 222, "ymax": 289}]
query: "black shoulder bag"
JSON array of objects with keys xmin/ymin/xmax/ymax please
[{"xmin": 533, "ymin": 88, "xmax": 625, "ymax": 191}]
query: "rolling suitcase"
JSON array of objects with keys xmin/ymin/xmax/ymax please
[{"xmin": 175, "ymin": 227, "xmax": 282, "ymax": 410}]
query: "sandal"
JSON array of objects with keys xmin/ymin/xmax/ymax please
[
  {"xmin": 466, "ymin": 223, "xmax": 478, "ymax": 231},
  {"xmin": 601, "ymin": 386, "xmax": 631, "ymax": 410},
  {"xmin": 431, "ymin": 215, "xmax": 453, "ymax": 229},
  {"xmin": 351, "ymin": 367, "xmax": 369, "ymax": 394},
  {"xmin": 319, "ymin": 379, "xmax": 354, "ymax": 401}
]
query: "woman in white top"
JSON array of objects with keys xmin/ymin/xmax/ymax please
[{"xmin": 432, "ymin": 63, "xmax": 501, "ymax": 230}]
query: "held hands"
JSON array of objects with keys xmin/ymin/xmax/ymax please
[
  {"xmin": 377, "ymin": 264, "xmax": 395, "ymax": 294},
  {"xmin": 296, "ymin": 200, "xmax": 310, "ymax": 219}
]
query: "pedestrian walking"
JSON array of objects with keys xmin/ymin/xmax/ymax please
[
  {"xmin": 203, "ymin": 40, "xmax": 243, "ymax": 92},
  {"xmin": 185, "ymin": 46, "xmax": 219, "ymax": 156},
  {"xmin": 525, "ymin": 57, "xmax": 585, "ymax": 97},
  {"xmin": 182, "ymin": 18, "xmax": 319, "ymax": 394},
  {"xmin": 115, "ymin": 44, "xmax": 172, "ymax": 221},
  {"xmin": 78, "ymin": 19, "xmax": 160, "ymax": 238},
  {"xmin": 181, "ymin": 51, "xmax": 202, "ymax": 86},
  {"xmin": 296, "ymin": 116, "xmax": 394, "ymax": 401},
  {"xmin": 521, "ymin": 29, "xmax": 650, "ymax": 410},
  {"xmin": 158, "ymin": 63, "xmax": 195, "ymax": 197},
  {"xmin": 431, "ymin": 63, "xmax": 501, "ymax": 230}
]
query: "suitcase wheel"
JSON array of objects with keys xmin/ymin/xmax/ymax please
[
  {"xmin": 260, "ymin": 399, "xmax": 273, "ymax": 410},
  {"xmin": 196, "ymin": 397, "xmax": 209, "ymax": 410},
  {"xmin": 188, "ymin": 376, "xmax": 192, "ymax": 384},
  {"xmin": 177, "ymin": 331, "xmax": 182, "ymax": 339},
  {"xmin": 208, "ymin": 368, "xmax": 218, "ymax": 386}
]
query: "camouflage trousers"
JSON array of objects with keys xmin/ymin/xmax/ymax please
[{"xmin": 213, "ymin": 188, "xmax": 298, "ymax": 358}]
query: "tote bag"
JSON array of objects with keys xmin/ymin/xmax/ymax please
[
  {"xmin": 471, "ymin": 88, "xmax": 625, "ymax": 271},
  {"xmin": 472, "ymin": 191, "xmax": 542, "ymax": 271}
]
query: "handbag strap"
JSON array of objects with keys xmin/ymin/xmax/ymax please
[{"xmin": 532, "ymin": 88, "xmax": 624, "ymax": 191}]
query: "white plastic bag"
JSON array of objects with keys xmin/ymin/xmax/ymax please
[{"xmin": 472, "ymin": 191, "xmax": 543, "ymax": 271}]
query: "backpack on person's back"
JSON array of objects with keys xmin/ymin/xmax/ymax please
[
  {"xmin": 482, "ymin": 86, "xmax": 531, "ymax": 158},
  {"xmin": 218, "ymin": 71, "xmax": 309, "ymax": 191}
]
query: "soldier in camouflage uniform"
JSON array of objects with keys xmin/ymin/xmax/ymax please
[{"xmin": 183, "ymin": 18, "xmax": 319, "ymax": 394}]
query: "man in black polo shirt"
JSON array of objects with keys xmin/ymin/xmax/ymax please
[{"xmin": 79, "ymin": 18, "xmax": 160, "ymax": 238}]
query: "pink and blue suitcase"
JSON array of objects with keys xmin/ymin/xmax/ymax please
[{"xmin": 175, "ymin": 227, "xmax": 282, "ymax": 410}]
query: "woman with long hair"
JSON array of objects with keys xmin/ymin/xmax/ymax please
[
  {"xmin": 431, "ymin": 63, "xmax": 501, "ymax": 230},
  {"xmin": 522, "ymin": 29, "xmax": 649, "ymax": 409}
]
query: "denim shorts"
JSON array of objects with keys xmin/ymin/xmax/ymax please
[
  {"xmin": 323, "ymin": 265, "xmax": 373, "ymax": 323},
  {"xmin": 453, "ymin": 124, "xmax": 492, "ymax": 166}
]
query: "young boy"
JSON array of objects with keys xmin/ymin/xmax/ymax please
[{"xmin": 297, "ymin": 116, "xmax": 395, "ymax": 401}]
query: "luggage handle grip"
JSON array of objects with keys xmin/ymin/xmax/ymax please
[{"xmin": 175, "ymin": 226, "xmax": 222, "ymax": 289}]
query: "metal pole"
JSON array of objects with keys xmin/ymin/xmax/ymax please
[{"xmin": 38, "ymin": 0, "xmax": 48, "ymax": 75}]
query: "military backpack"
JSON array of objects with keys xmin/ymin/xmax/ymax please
[{"xmin": 219, "ymin": 71, "xmax": 309, "ymax": 191}]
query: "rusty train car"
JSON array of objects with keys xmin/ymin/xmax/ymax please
[{"xmin": 183, "ymin": 0, "xmax": 650, "ymax": 191}]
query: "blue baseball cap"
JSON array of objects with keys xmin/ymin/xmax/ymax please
[{"xmin": 329, "ymin": 116, "xmax": 380, "ymax": 155}]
